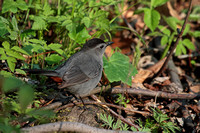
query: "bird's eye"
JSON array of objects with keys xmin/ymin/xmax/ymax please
[{"xmin": 100, "ymin": 45, "xmax": 104, "ymax": 49}]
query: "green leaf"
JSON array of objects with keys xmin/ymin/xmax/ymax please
[
  {"xmin": 2, "ymin": 41, "xmax": 10, "ymax": 49},
  {"xmin": 182, "ymin": 39, "xmax": 195, "ymax": 50},
  {"xmin": 103, "ymin": 52, "xmax": 137, "ymax": 86},
  {"xmin": 31, "ymin": 44, "xmax": 45, "ymax": 53},
  {"xmin": 161, "ymin": 35, "xmax": 168, "ymax": 46},
  {"xmin": 43, "ymin": 3, "xmax": 54, "ymax": 16},
  {"xmin": 8, "ymin": 31, "xmax": 18, "ymax": 40},
  {"xmin": 48, "ymin": 43, "xmax": 62, "ymax": 50},
  {"xmin": 28, "ymin": 39, "xmax": 46, "ymax": 45},
  {"xmin": 19, "ymin": 85, "xmax": 34, "ymax": 112},
  {"xmin": 163, "ymin": 16, "xmax": 179, "ymax": 31},
  {"xmin": 11, "ymin": 16, "xmax": 19, "ymax": 31},
  {"xmin": 7, "ymin": 57, "xmax": 17, "ymax": 72},
  {"xmin": 151, "ymin": 0, "xmax": 169, "ymax": 8},
  {"xmin": 0, "ymin": 17, "xmax": 9, "ymax": 37},
  {"xmin": 20, "ymin": 29, "xmax": 36, "ymax": 40},
  {"xmin": 15, "ymin": 69, "xmax": 26, "ymax": 75},
  {"xmin": 6, "ymin": 50, "xmax": 25, "ymax": 60},
  {"xmin": 0, "ymin": 71, "xmax": 13, "ymax": 77},
  {"xmin": 16, "ymin": 0, "xmax": 28, "ymax": 10},
  {"xmin": 158, "ymin": 25, "xmax": 171, "ymax": 36},
  {"xmin": 189, "ymin": 31, "xmax": 200, "ymax": 37},
  {"xmin": 144, "ymin": 8, "xmax": 160, "ymax": 31},
  {"xmin": 2, "ymin": 0, "xmax": 18, "ymax": 13},
  {"xmin": 31, "ymin": 16, "xmax": 47, "ymax": 30},
  {"xmin": 175, "ymin": 41, "xmax": 185, "ymax": 56},
  {"xmin": 2, "ymin": 77, "xmax": 23, "ymax": 92},
  {"xmin": 74, "ymin": 27, "xmax": 91, "ymax": 44},
  {"xmin": 27, "ymin": 109, "xmax": 55, "ymax": 119},
  {"xmin": 11, "ymin": 46, "xmax": 30, "ymax": 55},
  {"xmin": 81, "ymin": 17, "xmax": 91, "ymax": 28},
  {"xmin": 45, "ymin": 54, "xmax": 64, "ymax": 65},
  {"xmin": 95, "ymin": 18, "xmax": 110, "ymax": 30},
  {"xmin": 182, "ymin": 24, "xmax": 190, "ymax": 36}
]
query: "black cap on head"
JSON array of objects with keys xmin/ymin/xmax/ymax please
[{"xmin": 83, "ymin": 38, "xmax": 105, "ymax": 49}]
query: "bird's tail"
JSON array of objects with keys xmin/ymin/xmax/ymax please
[{"xmin": 23, "ymin": 69, "xmax": 59, "ymax": 77}]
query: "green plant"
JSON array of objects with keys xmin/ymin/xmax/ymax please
[
  {"xmin": 0, "ymin": 0, "xmax": 124, "ymax": 76},
  {"xmin": 0, "ymin": 76, "xmax": 55, "ymax": 132},
  {"xmin": 115, "ymin": 94, "xmax": 130, "ymax": 107},
  {"xmin": 131, "ymin": 108, "xmax": 180, "ymax": 133},
  {"xmin": 136, "ymin": 0, "xmax": 198, "ymax": 58},
  {"xmin": 103, "ymin": 51, "xmax": 137, "ymax": 86},
  {"xmin": 99, "ymin": 113, "xmax": 129, "ymax": 131}
]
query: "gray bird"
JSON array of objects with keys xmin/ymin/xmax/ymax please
[{"xmin": 24, "ymin": 38, "xmax": 113, "ymax": 97}]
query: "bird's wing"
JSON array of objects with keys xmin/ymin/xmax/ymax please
[{"xmin": 58, "ymin": 55, "xmax": 102, "ymax": 88}]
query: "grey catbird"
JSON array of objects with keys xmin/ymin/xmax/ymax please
[{"xmin": 24, "ymin": 38, "xmax": 113, "ymax": 97}]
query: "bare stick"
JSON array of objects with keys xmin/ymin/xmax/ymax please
[
  {"xmin": 111, "ymin": 87, "xmax": 199, "ymax": 100},
  {"xmin": 21, "ymin": 121, "xmax": 139, "ymax": 133},
  {"xmin": 55, "ymin": 101, "xmax": 150, "ymax": 116},
  {"xmin": 91, "ymin": 95, "xmax": 140, "ymax": 130}
]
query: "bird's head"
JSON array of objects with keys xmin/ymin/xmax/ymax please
[{"xmin": 82, "ymin": 38, "xmax": 113, "ymax": 57}]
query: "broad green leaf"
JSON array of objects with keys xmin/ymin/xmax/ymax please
[
  {"xmin": 0, "ymin": 48, "xmax": 5, "ymax": 54},
  {"xmin": 48, "ymin": 43, "xmax": 62, "ymax": 50},
  {"xmin": 189, "ymin": 31, "xmax": 200, "ymax": 37},
  {"xmin": 43, "ymin": 3, "xmax": 54, "ymax": 16},
  {"xmin": 0, "ymin": 17, "xmax": 9, "ymax": 37},
  {"xmin": 2, "ymin": 0, "xmax": 18, "ymax": 13},
  {"xmin": 2, "ymin": 77, "xmax": 23, "ymax": 92},
  {"xmin": 11, "ymin": 16, "xmax": 19, "ymax": 31},
  {"xmin": 45, "ymin": 54, "xmax": 64, "ymax": 65},
  {"xmin": 28, "ymin": 39, "xmax": 46, "ymax": 45},
  {"xmin": 147, "ymin": 31, "xmax": 163, "ymax": 36},
  {"xmin": 8, "ymin": 31, "xmax": 18, "ymax": 40},
  {"xmin": 151, "ymin": 0, "xmax": 169, "ymax": 8},
  {"xmin": 175, "ymin": 41, "xmax": 185, "ymax": 56},
  {"xmin": 12, "ymin": 46, "xmax": 30, "ymax": 55},
  {"xmin": 81, "ymin": 17, "xmax": 91, "ymax": 28},
  {"xmin": 0, "ymin": 70, "xmax": 13, "ymax": 77},
  {"xmin": 75, "ymin": 27, "xmax": 91, "ymax": 44},
  {"xmin": 20, "ymin": 29, "xmax": 36, "ymax": 40},
  {"xmin": 2, "ymin": 41, "xmax": 10, "ymax": 49},
  {"xmin": 182, "ymin": 24, "xmax": 190, "ymax": 36},
  {"xmin": 31, "ymin": 44, "xmax": 45, "ymax": 53},
  {"xmin": 144, "ymin": 8, "xmax": 160, "ymax": 31},
  {"xmin": 158, "ymin": 25, "xmax": 171, "ymax": 36},
  {"xmin": 27, "ymin": 109, "xmax": 55, "ymax": 119},
  {"xmin": 15, "ymin": 69, "xmax": 26, "ymax": 75},
  {"xmin": 95, "ymin": 18, "xmax": 110, "ymax": 30},
  {"xmin": 182, "ymin": 39, "xmax": 195, "ymax": 50},
  {"xmin": 103, "ymin": 52, "xmax": 137, "ymax": 86},
  {"xmin": 7, "ymin": 57, "xmax": 17, "ymax": 72},
  {"xmin": 31, "ymin": 16, "xmax": 47, "ymax": 30},
  {"xmin": 6, "ymin": 50, "xmax": 25, "ymax": 60},
  {"xmin": 163, "ymin": 16, "xmax": 179, "ymax": 31},
  {"xmin": 19, "ymin": 85, "xmax": 34, "ymax": 112},
  {"xmin": 16, "ymin": 0, "xmax": 28, "ymax": 10},
  {"xmin": 161, "ymin": 35, "xmax": 168, "ymax": 46}
]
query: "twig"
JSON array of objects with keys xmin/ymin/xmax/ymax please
[
  {"xmin": 21, "ymin": 121, "xmax": 139, "ymax": 133},
  {"xmin": 110, "ymin": 87, "xmax": 199, "ymax": 100},
  {"xmin": 55, "ymin": 101, "xmax": 150, "ymax": 116},
  {"xmin": 153, "ymin": 0, "xmax": 193, "ymax": 78},
  {"xmin": 91, "ymin": 95, "xmax": 140, "ymax": 130}
]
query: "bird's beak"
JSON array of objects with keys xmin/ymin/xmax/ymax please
[{"xmin": 106, "ymin": 41, "xmax": 114, "ymax": 46}]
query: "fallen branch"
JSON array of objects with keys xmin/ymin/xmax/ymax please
[
  {"xmin": 55, "ymin": 101, "xmax": 149, "ymax": 116},
  {"xmin": 110, "ymin": 87, "xmax": 199, "ymax": 99},
  {"xmin": 91, "ymin": 95, "xmax": 140, "ymax": 130},
  {"xmin": 21, "ymin": 121, "xmax": 140, "ymax": 133}
]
